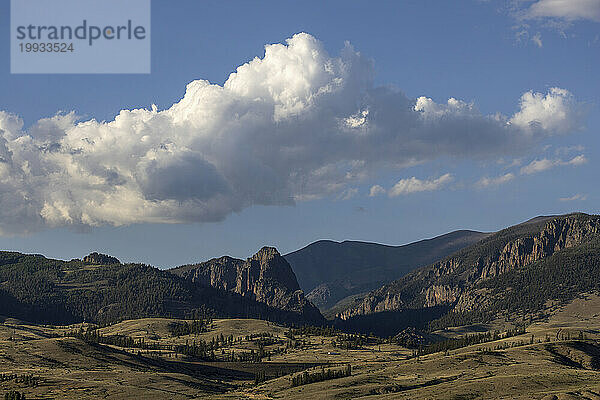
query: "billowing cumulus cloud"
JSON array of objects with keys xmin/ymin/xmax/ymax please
[
  {"xmin": 0, "ymin": 33, "xmax": 588, "ymax": 234},
  {"xmin": 509, "ymin": 88, "xmax": 584, "ymax": 134},
  {"xmin": 369, "ymin": 185, "xmax": 386, "ymax": 197}
]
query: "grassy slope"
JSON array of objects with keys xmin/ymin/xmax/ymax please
[
  {"xmin": 3, "ymin": 294, "xmax": 600, "ymax": 398},
  {"xmin": 217, "ymin": 294, "xmax": 600, "ymax": 400}
]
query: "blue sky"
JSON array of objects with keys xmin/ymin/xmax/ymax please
[{"xmin": 0, "ymin": 0, "xmax": 598, "ymax": 268}]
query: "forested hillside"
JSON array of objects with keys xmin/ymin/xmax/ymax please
[{"xmin": 0, "ymin": 252, "xmax": 323, "ymax": 325}]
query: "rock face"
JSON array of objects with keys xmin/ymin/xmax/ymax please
[
  {"xmin": 171, "ymin": 247, "xmax": 323, "ymax": 324},
  {"xmin": 478, "ymin": 216, "xmax": 600, "ymax": 280},
  {"xmin": 82, "ymin": 252, "xmax": 121, "ymax": 265},
  {"xmin": 337, "ymin": 214, "xmax": 600, "ymax": 320}
]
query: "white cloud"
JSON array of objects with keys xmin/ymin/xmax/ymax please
[
  {"xmin": 509, "ymin": 88, "xmax": 584, "ymax": 134},
  {"xmin": 527, "ymin": 0, "xmax": 600, "ymax": 22},
  {"xmin": 369, "ymin": 185, "xmax": 386, "ymax": 197},
  {"xmin": 496, "ymin": 158, "xmax": 523, "ymax": 168},
  {"xmin": 0, "ymin": 33, "xmax": 588, "ymax": 234},
  {"xmin": 509, "ymin": 0, "xmax": 599, "ymax": 46},
  {"xmin": 476, "ymin": 173, "xmax": 515, "ymax": 188},
  {"xmin": 520, "ymin": 158, "xmax": 556, "ymax": 174},
  {"xmin": 389, "ymin": 174, "xmax": 453, "ymax": 197},
  {"xmin": 506, "ymin": 158, "xmax": 523, "ymax": 168},
  {"xmin": 520, "ymin": 154, "xmax": 588, "ymax": 174},
  {"xmin": 559, "ymin": 193, "xmax": 588, "ymax": 202}
]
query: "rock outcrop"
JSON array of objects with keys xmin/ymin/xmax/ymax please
[
  {"xmin": 479, "ymin": 216, "xmax": 600, "ymax": 280},
  {"xmin": 172, "ymin": 247, "xmax": 324, "ymax": 324},
  {"xmin": 337, "ymin": 214, "xmax": 600, "ymax": 320},
  {"xmin": 82, "ymin": 252, "xmax": 121, "ymax": 265}
]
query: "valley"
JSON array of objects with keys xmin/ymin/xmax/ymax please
[{"xmin": 2, "ymin": 294, "xmax": 600, "ymax": 399}]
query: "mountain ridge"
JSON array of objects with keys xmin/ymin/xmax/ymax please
[
  {"xmin": 284, "ymin": 229, "xmax": 490, "ymax": 311},
  {"xmin": 334, "ymin": 212, "xmax": 600, "ymax": 335}
]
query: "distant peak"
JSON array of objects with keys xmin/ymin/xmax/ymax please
[{"xmin": 83, "ymin": 252, "xmax": 121, "ymax": 265}]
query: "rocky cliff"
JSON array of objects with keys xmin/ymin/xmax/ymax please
[
  {"xmin": 337, "ymin": 213, "xmax": 600, "ymax": 320},
  {"xmin": 171, "ymin": 247, "xmax": 324, "ymax": 324}
]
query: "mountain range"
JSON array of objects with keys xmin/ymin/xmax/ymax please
[{"xmin": 1, "ymin": 212, "xmax": 600, "ymax": 340}]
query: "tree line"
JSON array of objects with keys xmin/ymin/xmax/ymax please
[{"xmin": 291, "ymin": 365, "xmax": 352, "ymax": 387}]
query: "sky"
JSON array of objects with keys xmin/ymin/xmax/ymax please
[{"xmin": 0, "ymin": 0, "xmax": 598, "ymax": 268}]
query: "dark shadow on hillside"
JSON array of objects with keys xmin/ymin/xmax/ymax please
[{"xmin": 333, "ymin": 306, "xmax": 450, "ymax": 337}]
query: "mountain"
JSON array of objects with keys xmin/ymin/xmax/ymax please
[
  {"xmin": 171, "ymin": 247, "xmax": 323, "ymax": 324},
  {"xmin": 335, "ymin": 213, "xmax": 600, "ymax": 336},
  {"xmin": 284, "ymin": 230, "xmax": 489, "ymax": 311},
  {"xmin": 0, "ymin": 250, "xmax": 323, "ymax": 326},
  {"xmin": 4, "ymin": 213, "xmax": 599, "ymax": 338}
]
